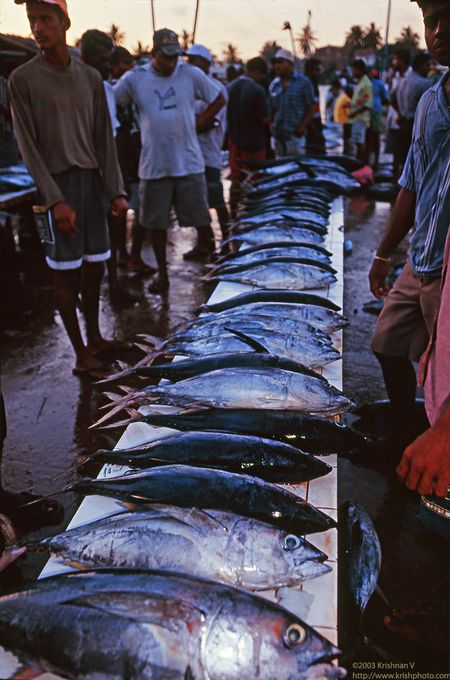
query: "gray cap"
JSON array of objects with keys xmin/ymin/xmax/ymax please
[
  {"xmin": 274, "ymin": 48, "xmax": 294, "ymax": 63},
  {"xmin": 153, "ymin": 28, "xmax": 184, "ymax": 56}
]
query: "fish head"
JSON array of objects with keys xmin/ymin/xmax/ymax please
[
  {"xmin": 203, "ymin": 594, "xmax": 341, "ymax": 679},
  {"xmin": 225, "ymin": 519, "xmax": 329, "ymax": 590}
]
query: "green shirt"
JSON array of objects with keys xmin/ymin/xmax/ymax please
[{"xmin": 350, "ymin": 75, "xmax": 373, "ymax": 126}]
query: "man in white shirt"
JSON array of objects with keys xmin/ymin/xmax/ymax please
[
  {"xmin": 115, "ymin": 29, "xmax": 225, "ymax": 293},
  {"xmin": 186, "ymin": 44, "xmax": 230, "ymax": 250}
]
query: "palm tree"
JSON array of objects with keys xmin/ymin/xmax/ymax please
[
  {"xmin": 363, "ymin": 22, "xmax": 382, "ymax": 50},
  {"xmin": 180, "ymin": 29, "xmax": 192, "ymax": 50},
  {"xmin": 394, "ymin": 25, "xmax": 420, "ymax": 51},
  {"xmin": 223, "ymin": 43, "xmax": 240, "ymax": 64},
  {"xmin": 297, "ymin": 24, "xmax": 318, "ymax": 57},
  {"xmin": 260, "ymin": 40, "xmax": 282, "ymax": 67},
  {"xmin": 133, "ymin": 40, "xmax": 150, "ymax": 58},
  {"xmin": 345, "ymin": 25, "xmax": 366, "ymax": 53},
  {"xmin": 109, "ymin": 23, "xmax": 125, "ymax": 46}
]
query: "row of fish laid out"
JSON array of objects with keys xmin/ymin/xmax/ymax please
[
  {"xmin": 0, "ymin": 168, "xmax": 348, "ymax": 679},
  {"xmin": 241, "ymin": 156, "xmax": 361, "ymax": 197}
]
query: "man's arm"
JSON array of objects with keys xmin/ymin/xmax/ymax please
[
  {"xmin": 397, "ymin": 403, "xmax": 450, "ymax": 498},
  {"xmin": 368, "ymin": 188, "xmax": 416, "ymax": 298},
  {"xmin": 8, "ymin": 73, "xmax": 65, "ymax": 209},
  {"xmin": 92, "ymin": 76, "xmax": 127, "ymax": 212},
  {"xmin": 196, "ymin": 92, "xmax": 226, "ymax": 133}
]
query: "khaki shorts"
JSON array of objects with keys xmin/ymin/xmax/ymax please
[
  {"xmin": 371, "ymin": 261, "xmax": 442, "ymax": 361},
  {"xmin": 139, "ymin": 173, "xmax": 211, "ymax": 230}
]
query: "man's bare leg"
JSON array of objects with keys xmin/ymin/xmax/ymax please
[
  {"xmin": 148, "ymin": 229, "xmax": 169, "ymax": 293},
  {"xmin": 54, "ymin": 268, "xmax": 103, "ymax": 372}
]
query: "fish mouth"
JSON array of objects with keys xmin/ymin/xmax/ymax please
[{"xmin": 312, "ymin": 647, "xmax": 341, "ymax": 664}]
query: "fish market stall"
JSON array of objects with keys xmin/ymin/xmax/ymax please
[{"xmin": 0, "ymin": 156, "xmax": 357, "ymax": 678}]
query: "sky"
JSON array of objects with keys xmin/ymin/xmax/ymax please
[{"xmin": 0, "ymin": 0, "xmax": 426, "ymax": 59}]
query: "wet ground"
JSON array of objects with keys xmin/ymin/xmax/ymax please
[{"xmin": 0, "ymin": 194, "xmax": 448, "ymax": 672}]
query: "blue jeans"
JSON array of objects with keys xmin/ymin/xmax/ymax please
[{"xmin": 420, "ymin": 495, "xmax": 450, "ymax": 540}]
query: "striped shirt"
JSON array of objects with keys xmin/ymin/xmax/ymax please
[
  {"xmin": 268, "ymin": 72, "xmax": 314, "ymax": 137},
  {"xmin": 399, "ymin": 73, "xmax": 450, "ymax": 276}
]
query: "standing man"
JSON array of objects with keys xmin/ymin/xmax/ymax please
[
  {"xmin": 394, "ymin": 52, "xmax": 432, "ymax": 177},
  {"xmin": 227, "ymin": 57, "xmax": 270, "ymax": 216},
  {"xmin": 369, "ymin": 0, "xmax": 450, "ymax": 448},
  {"xmin": 396, "ymin": 0, "xmax": 450, "ymax": 540},
  {"xmin": 348, "ymin": 59, "xmax": 373, "ymax": 164},
  {"xmin": 304, "ymin": 57, "xmax": 326, "ymax": 153},
  {"xmin": 9, "ymin": 0, "xmax": 128, "ymax": 378},
  {"xmin": 115, "ymin": 29, "xmax": 225, "ymax": 293},
  {"xmin": 186, "ymin": 44, "xmax": 230, "ymax": 249},
  {"xmin": 268, "ymin": 48, "xmax": 314, "ymax": 158},
  {"xmin": 367, "ymin": 69, "xmax": 389, "ymax": 170},
  {"xmin": 389, "ymin": 49, "xmax": 411, "ymax": 181}
]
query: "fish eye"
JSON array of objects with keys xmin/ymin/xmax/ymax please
[
  {"xmin": 284, "ymin": 623, "xmax": 306, "ymax": 648},
  {"xmin": 283, "ymin": 534, "xmax": 302, "ymax": 551}
]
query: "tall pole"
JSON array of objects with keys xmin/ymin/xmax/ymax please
[
  {"xmin": 150, "ymin": 0, "xmax": 156, "ymax": 32},
  {"xmin": 193, "ymin": 0, "xmax": 200, "ymax": 43},
  {"xmin": 383, "ymin": 0, "xmax": 392, "ymax": 73}
]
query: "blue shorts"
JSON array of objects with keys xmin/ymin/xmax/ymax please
[
  {"xmin": 44, "ymin": 168, "xmax": 110, "ymax": 271},
  {"xmin": 351, "ymin": 120, "xmax": 368, "ymax": 145}
]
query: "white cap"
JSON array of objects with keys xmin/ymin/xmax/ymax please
[
  {"xmin": 274, "ymin": 48, "xmax": 294, "ymax": 63},
  {"xmin": 186, "ymin": 44, "xmax": 213, "ymax": 63}
]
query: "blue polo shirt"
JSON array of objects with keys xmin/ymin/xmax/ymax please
[
  {"xmin": 269, "ymin": 71, "xmax": 314, "ymax": 138},
  {"xmin": 399, "ymin": 73, "xmax": 450, "ymax": 276}
]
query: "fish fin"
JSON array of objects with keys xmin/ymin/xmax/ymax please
[
  {"xmin": 117, "ymin": 384, "xmax": 135, "ymax": 395},
  {"xmin": 155, "ymin": 506, "xmax": 228, "ymax": 534},
  {"xmin": 134, "ymin": 342, "xmax": 155, "ymax": 354},
  {"xmin": 65, "ymin": 592, "xmax": 206, "ymax": 629},
  {"xmin": 180, "ymin": 406, "xmax": 210, "ymax": 414},
  {"xmin": 223, "ymin": 327, "xmax": 269, "ymax": 354},
  {"xmin": 89, "ymin": 403, "xmax": 131, "ymax": 429},
  {"xmin": 135, "ymin": 333, "xmax": 163, "ymax": 345}
]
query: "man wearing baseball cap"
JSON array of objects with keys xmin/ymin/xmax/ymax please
[
  {"xmin": 368, "ymin": 0, "xmax": 450, "ymax": 537},
  {"xmin": 116, "ymin": 29, "xmax": 225, "ymax": 292},
  {"xmin": 9, "ymin": 0, "xmax": 128, "ymax": 378},
  {"xmin": 268, "ymin": 48, "xmax": 314, "ymax": 157},
  {"xmin": 186, "ymin": 44, "xmax": 230, "ymax": 251}
]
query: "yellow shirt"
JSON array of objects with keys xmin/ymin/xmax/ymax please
[{"xmin": 334, "ymin": 93, "xmax": 351, "ymax": 124}]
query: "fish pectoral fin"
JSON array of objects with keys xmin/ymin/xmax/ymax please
[
  {"xmin": 223, "ymin": 327, "xmax": 269, "ymax": 354},
  {"xmin": 65, "ymin": 592, "xmax": 206, "ymax": 630},
  {"xmin": 162, "ymin": 506, "xmax": 228, "ymax": 535}
]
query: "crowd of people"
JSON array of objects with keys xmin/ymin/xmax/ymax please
[{"xmin": 0, "ymin": 0, "xmax": 448, "ymax": 545}]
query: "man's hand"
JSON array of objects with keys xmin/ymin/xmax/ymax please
[
  {"xmin": 53, "ymin": 201, "xmax": 77, "ymax": 237},
  {"xmin": 397, "ymin": 419, "xmax": 450, "ymax": 498},
  {"xmin": 369, "ymin": 258, "xmax": 390, "ymax": 299},
  {"xmin": 111, "ymin": 196, "xmax": 128, "ymax": 218}
]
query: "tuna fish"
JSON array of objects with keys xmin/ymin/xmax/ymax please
[
  {"xmin": 225, "ymin": 225, "xmax": 326, "ymax": 247},
  {"xmin": 139, "ymin": 330, "xmax": 340, "ymax": 369},
  {"xmin": 96, "ymin": 351, "xmax": 327, "ymax": 387},
  {"xmin": 197, "ymin": 302, "xmax": 348, "ymax": 334},
  {"xmin": 26, "ymin": 507, "xmax": 331, "ymax": 589},
  {"xmin": 209, "ymin": 259, "xmax": 337, "ymax": 290},
  {"xmin": 0, "ymin": 570, "xmax": 345, "ymax": 680},
  {"xmin": 212, "ymin": 242, "xmax": 333, "ymax": 271},
  {"xmin": 69, "ymin": 465, "xmax": 337, "ymax": 535},
  {"xmin": 96, "ymin": 366, "xmax": 351, "ymax": 420},
  {"xmin": 137, "ymin": 409, "xmax": 368, "ymax": 456},
  {"xmin": 199, "ymin": 290, "xmax": 341, "ymax": 313},
  {"xmin": 82, "ymin": 430, "xmax": 332, "ymax": 483}
]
